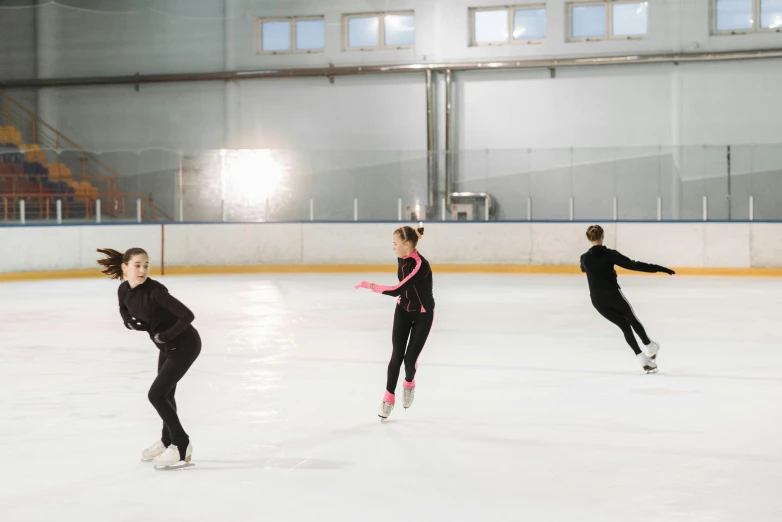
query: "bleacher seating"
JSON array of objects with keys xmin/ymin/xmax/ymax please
[
  {"xmin": 0, "ymin": 93, "xmax": 159, "ymax": 221},
  {"xmin": 0, "ymin": 125, "xmax": 92, "ymax": 212}
]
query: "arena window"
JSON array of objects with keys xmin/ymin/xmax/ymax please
[
  {"xmin": 343, "ymin": 11, "xmax": 415, "ymax": 51},
  {"xmin": 470, "ymin": 5, "xmax": 547, "ymax": 46},
  {"xmin": 257, "ymin": 16, "xmax": 325, "ymax": 54},
  {"xmin": 568, "ymin": 1, "xmax": 648, "ymax": 41}
]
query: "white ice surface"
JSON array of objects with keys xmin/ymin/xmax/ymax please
[{"xmin": 0, "ymin": 273, "xmax": 781, "ymax": 522}]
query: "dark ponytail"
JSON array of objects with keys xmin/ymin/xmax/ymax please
[
  {"xmin": 394, "ymin": 224, "xmax": 425, "ymax": 247},
  {"xmin": 97, "ymin": 247, "xmax": 148, "ymax": 281},
  {"xmin": 586, "ymin": 225, "xmax": 604, "ymax": 242}
]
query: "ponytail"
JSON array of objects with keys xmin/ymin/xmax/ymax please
[
  {"xmin": 97, "ymin": 247, "xmax": 148, "ymax": 281},
  {"xmin": 394, "ymin": 223, "xmax": 425, "ymax": 247},
  {"xmin": 585, "ymin": 225, "xmax": 604, "ymax": 242}
]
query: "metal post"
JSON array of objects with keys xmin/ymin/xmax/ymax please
[
  {"xmin": 527, "ymin": 197, "xmax": 532, "ymax": 221},
  {"xmin": 137, "ymin": 198, "xmax": 142, "ymax": 223},
  {"xmin": 178, "ymin": 151, "xmax": 184, "ymax": 212},
  {"xmin": 703, "ymin": 195, "xmax": 708, "ymax": 221},
  {"xmin": 425, "ymin": 69, "xmax": 437, "ymax": 218},
  {"xmin": 485, "ymin": 200, "xmax": 490, "ymax": 221},
  {"xmin": 309, "ymin": 199, "xmax": 314, "ymax": 221},
  {"xmin": 398, "ymin": 198, "xmax": 402, "ymax": 221},
  {"xmin": 657, "ymin": 196, "xmax": 662, "ymax": 221},
  {"xmin": 445, "ymin": 69, "xmax": 453, "ymax": 207},
  {"xmin": 569, "ymin": 197, "xmax": 574, "ymax": 221},
  {"xmin": 441, "ymin": 197, "xmax": 446, "ymax": 221},
  {"xmin": 353, "ymin": 198, "xmax": 358, "ymax": 221},
  {"xmin": 179, "ymin": 198, "xmax": 184, "ymax": 222},
  {"xmin": 56, "ymin": 199, "xmax": 62, "ymax": 224},
  {"xmin": 726, "ymin": 145, "xmax": 732, "ymax": 221},
  {"xmin": 20, "ymin": 199, "xmax": 25, "ymax": 225},
  {"xmin": 221, "ymin": 199, "xmax": 227, "ymax": 222},
  {"xmin": 96, "ymin": 199, "xmax": 101, "ymax": 223},
  {"xmin": 219, "ymin": 149, "xmax": 226, "ymax": 203},
  {"xmin": 613, "ymin": 197, "xmax": 618, "ymax": 221},
  {"xmin": 749, "ymin": 195, "xmax": 754, "ymax": 221}
]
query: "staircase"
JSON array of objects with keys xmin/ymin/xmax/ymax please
[{"xmin": 0, "ymin": 91, "xmax": 172, "ymax": 223}]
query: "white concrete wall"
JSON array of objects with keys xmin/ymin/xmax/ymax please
[
  {"xmin": 26, "ymin": 58, "xmax": 782, "ymax": 222},
  {"xmin": 9, "ymin": 0, "xmax": 781, "ymax": 153},
  {"xmin": 20, "ymin": 0, "xmax": 782, "ymax": 77},
  {"xmin": 1, "ymin": 222, "xmax": 780, "ymax": 274},
  {"xmin": 4, "ymin": 0, "xmax": 782, "ymax": 224},
  {"xmin": 0, "ymin": 0, "xmax": 36, "ymax": 81}
]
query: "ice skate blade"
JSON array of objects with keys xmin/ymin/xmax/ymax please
[
  {"xmin": 154, "ymin": 461, "xmax": 195, "ymax": 471},
  {"xmin": 644, "ymin": 367, "xmax": 658, "ymax": 374}
]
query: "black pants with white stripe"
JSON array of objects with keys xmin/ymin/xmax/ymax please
[{"xmin": 591, "ymin": 289, "xmax": 650, "ymax": 355}]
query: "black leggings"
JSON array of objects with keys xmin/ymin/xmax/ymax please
[
  {"xmin": 148, "ymin": 328, "xmax": 201, "ymax": 454},
  {"xmin": 591, "ymin": 289, "xmax": 650, "ymax": 355},
  {"xmin": 386, "ymin": 306, "xmax": 434, "ymax": 394}
]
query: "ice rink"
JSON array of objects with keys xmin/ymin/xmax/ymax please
[{"xmin": 1, "ymin": 272, "xmax": 781, "ymax": 522}]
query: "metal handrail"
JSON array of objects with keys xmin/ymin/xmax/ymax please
[
  {"xmin": 0, "ymin": 91, "xmax": 120, "ymax": 181},
  {"xmin": 1, "ymin": 193, "xmax": 173, "ymax": 222}
]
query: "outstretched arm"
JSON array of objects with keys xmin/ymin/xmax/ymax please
[
  {"xmin": 610, "ymin": 250, "xmax": 675, "ymax": 275},
  {"xmin": 152, "ymin": 289, "xmax": 195, "ymax": 341},
  {"xmin": 355, "ymin": 258, "xmax": 423, "ymax": 297},
  {"xmin": 355, "ymin": 278, "xmax": 417, "ymax": 297}
]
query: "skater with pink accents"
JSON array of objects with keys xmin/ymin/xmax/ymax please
[{"xmin": 355, "ymin": 225, "xmax": 435, "ymax": 420}]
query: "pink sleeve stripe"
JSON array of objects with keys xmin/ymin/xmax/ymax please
[{"xmin": 372, "ymin": 252, "xmax": 422, "ymax": 293}]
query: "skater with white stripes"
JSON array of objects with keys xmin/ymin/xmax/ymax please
[{"xmin": 580, "ymin": 225, "xmax": 675, "ymax": 373}]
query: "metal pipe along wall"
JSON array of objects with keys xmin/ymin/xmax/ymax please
[{"xmin": 4, "ymin": 48, "xmax": 782, "ymax": 89}]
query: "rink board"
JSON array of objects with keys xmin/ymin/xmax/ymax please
[{"xmin": 1, "ymin": 222, "xmax": 782, "ymax": 280}]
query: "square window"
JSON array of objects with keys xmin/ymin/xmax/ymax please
[
  {"xmin": 261, "ymin": 20, "xmax": 290, "ymax": 52},
  {"xmin": 571, "ymin": 4, "xmax": 607, "ymax": 38},
  {"xmin": 761, "ymin": 0, "xmax": 782, "ymax": 28},
  {"xmin": 384, "ymin": 13, "xmax": 415, "ymax": 46},
  {"xmin": 348, "ymin": 16, "xmax": 380, "ymax": 48},
  {"xmin": 715, "ymin": 0, "xmax": 754, "ymax": 31},
  {"xmin": 513, "ymin": 8, "xmax": 547, "ymax": 40},
  {"xmin": 474, "ymin": 9, "xmax": 509, "ymax": 43},
  {"xmin": 612, "ymin": 2, "xmax": 648, "ymax": 36},
  {"xmin": 296, "ymin": 19, "xmax": 325, "ymax": 50}
]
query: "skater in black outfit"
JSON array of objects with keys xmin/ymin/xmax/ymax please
[
  {"xmin": 98, "ymin": 247, "xmax": 200, "ymax": 468},
  {"xmin": 355, "ymin": 225, "xmax": 435, "ymax": 420},
  {"xmin": 580, "ymin": 225, "xmax": 675, "ymax": 372}
]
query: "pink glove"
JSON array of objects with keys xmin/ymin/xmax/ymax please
[{"xmin": 354, "ymin": 281, "xmax": 372, "ymax": 290}]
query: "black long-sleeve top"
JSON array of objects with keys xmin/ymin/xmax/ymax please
[
  {"xmin": 371, "ymin": 250, "xmax": 435, "ymax": 313},
  {"xmin": 118, "ymin": 278, "xmax": 196, "ymax": 344},
  {"xmin": 580, "ymin": 245, "xmax": 667, "ymax": 295}
]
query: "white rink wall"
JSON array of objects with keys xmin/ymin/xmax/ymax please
[{"xmin": 1, "ymin": 222, "xmax": 781, "ymax": 274}]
